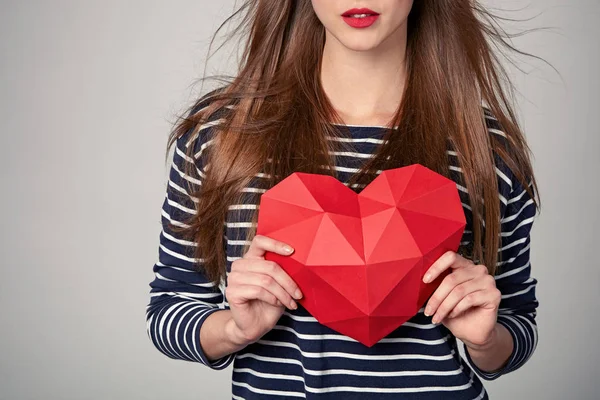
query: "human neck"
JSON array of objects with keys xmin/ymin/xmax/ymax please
[{"xmin": 319, "ymin": 26, "xmax": 408, "ymax": 127}]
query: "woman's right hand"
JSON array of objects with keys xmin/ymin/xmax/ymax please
[{"xmin": 225, "ymin": 234, "xmax": 303, "ymax": 347}]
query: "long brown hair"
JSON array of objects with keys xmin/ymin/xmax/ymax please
[{"xmin": 167, "ymin": 0, "xmax": 540, "ymax": 285}]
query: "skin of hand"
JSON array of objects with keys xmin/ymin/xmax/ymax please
[
  {"xmin": 422, "ymin": 251, "xmax": 502, "ymax": 351},
  {"xmin": 225, "ymin": 235, "xmax": 303, "ymax": 346}
]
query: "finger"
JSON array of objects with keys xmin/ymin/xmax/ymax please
[
  {"xmin": 431, "ymin": 274, "xmax": 496, "ymax": 323},
  {"xmin": 447, "ymin": 287, "xmax": 501, "ymax": 319},
  {"xmin": 229, "ymin": 270, "xmax": 297, "ymax": 310},
  {"xmin": 423, "ymin": 251, "xmax": 472, "ymax": 284},
  {"xmin": 231, "ymin": 259, "xmax": 303, "ymax": 300},
  {"xmin": 424, "ymin": 266, "xmax": 480, "ymax": 317},
  {"xmin": 226, "ymin": 284, "xmax": 282, "ymax": 308},
  {"xmin": 244, "ymin": 234, "xmax": 295, "ymax": 260}
]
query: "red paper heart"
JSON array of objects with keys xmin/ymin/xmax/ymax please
[{"xmin": 256, "ymin": 164, "xmax": 466, "ymax": 346}]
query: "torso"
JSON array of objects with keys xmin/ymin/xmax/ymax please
[{"xmin": 223, "ymin": 124, "xmax": 489, "ymax": 399}]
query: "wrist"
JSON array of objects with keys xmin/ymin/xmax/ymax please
[
  {"xmin": 464, "ymin": 323, "xmax": 514, "ymax": 374},
  {"xmin": 224, "ymin": 316, "xmax": 252, "ymax": 348},
  {"xmin": 464, "ymin": 323, "xmax": 501, "ymax": 353}
]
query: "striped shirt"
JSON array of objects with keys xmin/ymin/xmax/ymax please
[{"xmin": 146, "ymin": 102, "xmax": 539, "ymax": 399}]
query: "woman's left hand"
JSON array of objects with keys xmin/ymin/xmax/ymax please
[{"xmin": 423, "ymin": 251, "xmax": 502, "ymax": 350}]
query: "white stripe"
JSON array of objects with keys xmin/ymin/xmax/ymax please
[
  {"xmin": 171, "ymin": 160, "xmax": 202, "ymax": 186},
  {"xmin": 328, "ymin": 165, "xmax": 382, "ymax": 174},
  {"xmin": 280, "ymin": 311, "xmax": 440, "ymax": 330},
  {"xmin": 150, "ymin": 290, "xmax": 220, "ymax": 300},
  {"xmin": 234, "ymin": 364, "xmax": 464, "ymax": 379},
  {"xmin": 152, "ymin": 306, "xmax": 175, "ymax": 360},
  {"xmin": 326, "ymin": 136, "xmax": 385, "ymax": 144},
  {"xmin": 271, "ymin": 324, "xmax": 450, "ymax": 345},
  {"xmin": 154, "ymin": 272, "xmax": 175, "ymax": 282},
  {"xmin": 157, "ymin": 302, "xmax": 187, "ymax": 360},
  {"xmin": 516, "ymin": 314, "xmax": 538, "ymax": 352},
  {"xmin": 166, "ymin": 302, "xmax": 197, "ymax": 361},
  {"xmin": 175, "ymin": 146, "xmax": 205, "ymax": 178},
  {"xmin": 159, "ymin": 243, "xmax": 198, "ymax": 263},
  {"xmin": 488, "ymin": 128, "xmax": 507, "ymax": 138},
  {"xmin": 497, "ymin": 322, "xmax": 519, "ymax": 370},
  {"xmin": 189, "ymin": 308, "xmax": 217, "ymax": 363},
  {"xmin": 507, "ymin": 188, "xmax": 528, "ymax": 204},
  {"xmin": 241, "ymin": 187, "xmax": 267, "ymax": 193},
  {"xmin": 472, "ymin": 385, "xmax": 486, "ymax": 400},
  {"xmin": 305, "ymin": 379, "xmax": 473, "ymax": 394},
  {"xmin": 500, "ymin": 217, "xmax": 534, "ymax": 237},
  {"xmin": 501, "ymin": 283, "xmax": 536, "ymax": 299},
  {"xmin": 185, "ymin": 119, "xmax": 222, "ymax": 148},
  {"xmin": 501, "ymin": 199, "xmax": 535, "ymax": 223},
  {"xmin": 182, "ymin": 102, "xmax": 210, "ymax": 147},
  {"xmin": 234, "ymin": 368, "xmax": 305, "ymax": 381},
  {"xmin": 190, "ymin": 281, "xmax": 219, "ymax": 288},
  {"xmin": 234, "ymin": 354, "xmax": 464, "ymax": 379},
  {"xmin": 456, "ymin": 184, "xmax": 468, "ymax": 194},
  {"xmin": 162, "ymin": 230, "xmax": 197, "ymax": 247},
  {"xmin": 155, "ymin": 261, "xmax": 196, "ymax": 273},
  {"xmin": 330, "ymin": 151, "xmax": 376, "ymax": 159},
  {"xmin": 256, "ymin": 339, "xmax": 456, "ymax": 361},
  {"xmin": 494, "ymin": 260, "xmax": 530, "ymax": 280},
  {"xmin": 228, "ymin": 240, "xmax": 252, "ymax": 246},
  {"xmin": 497, "ymin": 242, "xmax": 530, "ymax": 266},
  {"xmin": 226, "ymin": 222, "xmax": 256, "ymax": 228},
  {"xmin": 193, "ymin": 137, "xmax": 217, "ymax": 159},
  {"xmin": 499, "ymin": 194, "xmax": 508, "ymax": 206},
  {"xmin": 229, "ymin": 204, "xmax": 259, "ymax": 210},
  {"xmin": 495, "ymin": 167, "xmax": 512, "ymax": 188},
  {"xmin": 232, "ymin": 381, "xmax": 305, "ymax": 398},
  {"xmin": 235, "ymin": 352, "xmax": 303, "ymax": 366},
  {"xmin": 166, "ymin": 196, "xmax": 196, "ymax": 215},
  {"xmin": 499, "ymin": 236, "xmax": 527, "ymax": 252},
  {"xmin": 167, "ymin": 179, "xmax": 187, "ymax": 196}
]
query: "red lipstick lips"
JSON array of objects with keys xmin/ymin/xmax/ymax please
[{"xmin": 341, "ymin": 8, "xmax": 380, "ymax": 28}]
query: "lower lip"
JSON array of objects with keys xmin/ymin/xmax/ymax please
[{"xmin": 342, "ymin": 14, "xmax": 379, "ymax": 28}]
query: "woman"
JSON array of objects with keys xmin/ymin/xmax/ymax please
[{"xmin": 146, "ymin": 0, "xmax": 539, "ymax": 398}]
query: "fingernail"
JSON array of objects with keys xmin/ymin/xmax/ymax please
[
  {"xmin": 294, "ymin": 289, "xmax": 303, "ymax": 299},
  {"xmin": 290, "ymin": 301, "xmax": 297, "ymax": 310},
  {"xmin": 424, "ymin": 306, "xmax": 431, "ymax": 316},
  {"xmin": 423, "ymin": 273, "xmax": 432, "ymax": 283},
  {"xmin": 431, "ymin": 315, "xmax": 439, "ymax": 324},
  {"xmin": 283, "ymin": 245, "xmax": 294, "ymax": 254}
]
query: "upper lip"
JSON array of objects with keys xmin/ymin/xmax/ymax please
[{"xmin": 342, "ymin": 8, "xmax": 379, "ymax": 16}]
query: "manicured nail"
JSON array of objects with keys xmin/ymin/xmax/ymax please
[
  {"xmin": 424, "ymin": 306, "xmax": 432, "ymax": 316},
  {"xmin": 423, "ymin": 273, "xmax": 432, "ymax": 283},
  {"xmin": 431, "ymin": 315, "xmax": 439, "ymax": 324},
  {"xmin": 283, "ymin": 245, "xmax": 294, "ymax": 254},
  {"xmin": 294, "ymin": 289, "xmax": 303, "ymax": 299},
  {"xmin": 290, "ymin": 300, "xmax": 297, "ymax": 310}
]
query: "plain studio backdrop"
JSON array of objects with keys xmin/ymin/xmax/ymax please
[{"xmin": 1, "ymin": 0, "xmax": 598, "ymax": 399}]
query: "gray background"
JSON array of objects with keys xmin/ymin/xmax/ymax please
[{"xmin": 1, "ymin": 0, "xmax": 598, "ymax": 399}]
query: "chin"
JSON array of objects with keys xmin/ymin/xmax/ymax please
[
  {"xmin": 331, "ymin": 30, "xmax": 385, "ymax": 52},
  {"xmin": 342, "ymin": 41, "xmax": 381, "ymax": 52}
]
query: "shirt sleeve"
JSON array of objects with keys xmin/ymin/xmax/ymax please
[
  {"xmin": 145, "ymin": 107, "xmax": 235, "ymax": 370},
  {"xmin": 464, "ymin": 161, "xmax": 539, "ymax": 380}
]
